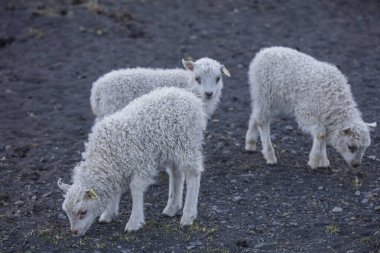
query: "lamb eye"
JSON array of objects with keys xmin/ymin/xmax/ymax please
[
  {"xmin": 78, "ymin": 210, "xmax": 87, "ymax": 218},
  {"xmin": 348, "ymin": 145, "xmax": 357, "ymax": 153},
  {"xmin": 195, "ymin": 77, "xmax": 201, "ymax": 84},
  {"xmin": 216, "ymin": 76, "xmax": 221, "ymax": 83}
]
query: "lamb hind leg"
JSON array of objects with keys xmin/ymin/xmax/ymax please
[
  {"xmin": 259, "ymin": 119, "xmax": 277, "ymax": 165},
  {"xmin": 245, "ymin": 112, "xmax": 259, "ymax": 151},
  {"xmin": 308, "ymin": 126, "xmax": 330, "ymax": 169},
  {"xmin": 125, "ymin": 176, "xmax": 151, "ymax": 232},
  {"xmin": 163, "ymin": 165, "xmax": 184, "ymax": 217}
]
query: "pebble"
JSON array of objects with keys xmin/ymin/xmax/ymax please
[
  {"xmin": 318, "ymin": 186, "xmax": 324, "ymax": 190},
  {"xmin": 188, "ymin": 241, "xmax": 203, "ymax": 246},
  {"xmin": 361, "ymin": 198, "xmax": 369, "ymax": 204},
  {"xmin": 285, "ymin": 125, "xmax": 294, "ymax": 131},
  {"xmin": 374, "ymin": 206, "xmax": 380, "ymax": 211},
  {"xmin": 14, "ymin": 200, "xmax": 25, "ymax": 206},
  {"xmin": 332, "ymin": 207, "xmax": 343, "ymax": 213},
  {"xmin": 58, "ymin": 213, "xmax": 67, "ymax": 220},
  {"xmin": 212, "ymin": 205, "xmax": 224, "ymax": 213},
  {"xmin": 42, "ymin": 192, "xmax": 52, "ymax": 198},
  {"xmin": 368, "ymin": 155, "xmax": 377, "ymax": 161},
  {"xmin": 233, "ymin": 196, "xmax": 242, "ymax": 201},
  {"xmin": 354, "ymin": 190, "xmax": 361, "ymax": 196}
]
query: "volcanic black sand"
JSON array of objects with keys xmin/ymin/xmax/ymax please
[{"xmin": 1, "ymin": 0, "xmax": 380, "ymax": 252}]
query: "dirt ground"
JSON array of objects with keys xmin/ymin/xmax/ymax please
[{"xmin": 1, "ymin": 0, "xmax": 380, "ymax": 252}]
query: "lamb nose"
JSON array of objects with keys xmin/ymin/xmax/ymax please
[
  {"xmin": 352, "ymin": 162, "xmax": 359, "ymax": 168},
  {"xmin": 70, "ymin": 229, "xmax": 78, "ymax": 235},
  {"xmin": 205, "ymin": 92, "xmax": 213, "ymax": 98}
]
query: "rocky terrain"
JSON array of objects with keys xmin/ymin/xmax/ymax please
[{"xmin": 0, "ymin": 0, "xmax": 380, "ymax": 252}]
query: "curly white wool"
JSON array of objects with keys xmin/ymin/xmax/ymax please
[
  {"xmin": 245, "ymin": 46, "xmax": 376, "ymax": 169},
  {"xmin": 59, "ymin": 87, "xmax": 207, "ymax": 236},
  {"xmin": 90, "ymin": 57, "xmax": 230, "ymax": 120}
]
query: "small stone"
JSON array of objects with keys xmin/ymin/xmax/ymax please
[
  {"xmin": 318, "ymin": 186, "xmax": 324, "ymax": 190},
  {"xmin": 332, "ymin": 207, "xmax": 343, "ymax": 213},
  {"xmin": 220, "ymin": 220, "xmax": 227, "ymax": 224},
  {"xmin": 58, "ymin": 213, "xmax": 67, "ymax": 220},
  {"xmin": 233, "ymin": 196, "xmax": 242, "ymax": 201},
  {"xmin": 374, "ymin": 206, "xmax": 380, "ymax": 211},
  {"xmin": 14, "ymin": 200, "xmax": 25, "ymax": 206},
  {"xmin": 42, "ymin": 192, "xmax": 52, "ymax": 198},
  {"xmin": 285, "ymin": 125, "xmax": 293, "ymax": 131},
  {"xmin": 354, "ymin": 190, "xmax": 361, "ymax": 196},
  {"xmin": 189, "ymin": 241, "xmax": 202, "ymax": 246},
  {"xmin": 236, "ymin": 240, "xmax": 248, "ymax": 248},
  {"xmin": 361, "ymin": 198, "xmax": 369, "ymax": 204},
  {"xmin": 368, "ymin": 155, "xmax": 377, "ymax": 161}
]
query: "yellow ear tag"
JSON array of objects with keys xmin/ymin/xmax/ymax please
[
  {"xmin": 222, "ymin": 67, "xmax": 231, "ymax": 77},
  {"xmin": 88, "ymin": 189, "xmax": 98, "ymax": 199}
]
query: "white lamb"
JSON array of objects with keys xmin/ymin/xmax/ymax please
[
  {"xmin": 58, "ymin": 87, "xmax": 207, "ymax": 236},
  {"xmin": 245, "ymin": 46, "xmax": 376, "ymax": 169},
  {"xmin": 90, "ymin": 57, "xmax": 230, "ymax": 120}
]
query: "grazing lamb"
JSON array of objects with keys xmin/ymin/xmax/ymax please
[
  {"xmin": 90, "ymin": 57, "xmax": 230, "ymax": 120},
  {"xmin": 58, "ymin": 87, "xmax": 207, "ymax": 236},
  {"xmin": 245, "ymin": 46, "xmax": 376, "ymax": 169}
]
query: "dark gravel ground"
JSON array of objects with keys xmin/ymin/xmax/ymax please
[{"xmin": 1, "ymin": 0, "xmax": 380, "ymax": 252}]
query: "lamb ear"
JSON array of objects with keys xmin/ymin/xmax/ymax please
[
  {"xmin": 221, "ymin": 65, "xmax": 231, "ymax": 77},
  {"xmin": 366, "ymin": 122, "xmax": 377, "ymax": 128},
  {"xmin": 85, "ymin": 189, "xmax": 98, "ymax": 200},
  {"xmin": 57, "ymin": 178, "xmax": 71, "ymax": 193},
  {"xmin": 182, "ymin": 59, "xmax": 196, "ymax": 71}
]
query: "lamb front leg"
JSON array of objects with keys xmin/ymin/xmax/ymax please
[
  {"xmin": 99, "ymin": 194, "xmax": 121, "ymax": 223},
  {"xmin": 125, "ymin": 176, "xmax": 150, "ymax": 232},
  {"xmin": 308, "ymin": 126, "xmax": 330, "ymax": 169}
]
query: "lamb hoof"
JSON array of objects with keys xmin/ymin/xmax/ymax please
[
  {"xmin": 308, "ymin": 158, "xmax": 330, "ymax": 169},
  {"xmin": 245, "ymin": 141, "xmax": 257, "ymax": 152},
  {"xmin": 98, "ymin": 216, "xmax": 112, "ymax": 223},
  {"xmin": 180, "ymin": 213, "xmax": 196, "ymax": 226},
  {"xmin": 163, "ymin": 204, "xmax": 181, "ymax": 217},
  {"xmin": 264, "ymin": 151, "xmax": 277, "ymax": 165},
  {"xmin": 125, "ymin": 220, "xmax": 144, "ymax": 232}
]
